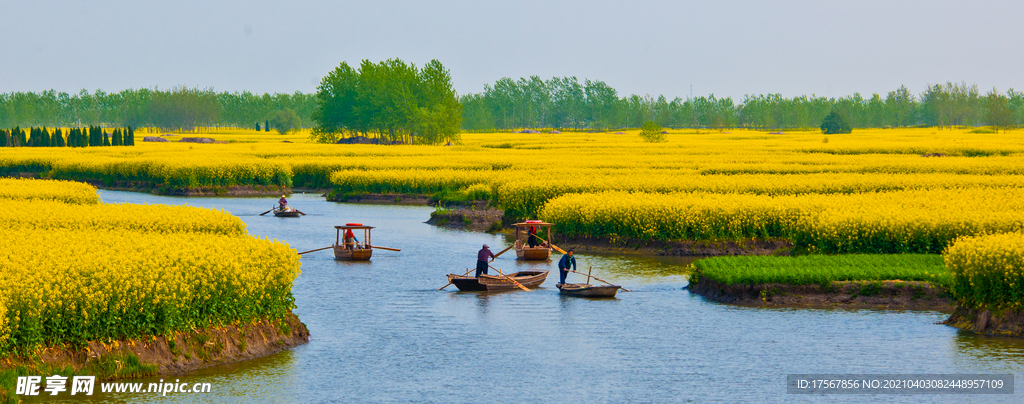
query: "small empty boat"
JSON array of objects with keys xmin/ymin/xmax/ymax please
[{"xmin": 557, "ymin": 283, "xmax": 621, "ymax": 298}]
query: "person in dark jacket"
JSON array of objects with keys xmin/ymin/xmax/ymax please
[
  {"xmin": 527, "ymin": 225, "xmax": 538, "ymax": 248},
  {"xmin": 557, "ymin": 249, "xmax": 576, "ymax": 284},
  {"xmin": 476, "ymin": 244, "xmax": 495, "ymax": 277}
]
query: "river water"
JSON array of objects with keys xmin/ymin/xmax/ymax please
[{"xmin": 44, "ymin": 191, "xmax": 1024, "ymax": 403}]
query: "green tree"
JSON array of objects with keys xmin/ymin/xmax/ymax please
[
  {"xmin": 639, "ymin": 120, "xmax": 666, "ymax": 142},
  {"xmin": 985, "ymin": 88, "xmax": 1013, "ymax": 133},
  {"xmin": 820, "ymin": 110, "xmax": 852, "ymax": 134},
  {"xmin": 271, "ymin": 108, "xmax": 302, "ymax": 135}
]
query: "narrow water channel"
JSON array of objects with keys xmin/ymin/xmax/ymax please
[{"xmin": 50, "ymin": 191, "xmax": 1024, "ymax": 403}]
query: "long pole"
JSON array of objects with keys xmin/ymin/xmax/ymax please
[
  {"xmin": 531, "ymin": 234, "xmax": 567, "ymax": 254},
  {"xmin": 570, "ymin": 270, "xmax": 631, "ymax": 292},
  {"xmin": 488, "ymin": 264, "xmax": 531, "ymax": 292},
  {"xmin": 297, "ymin": 246, "xmax": 332, "ymax": 255},
  {"xmin": 439, "ymin": 268, "xmax": 474, "ymax": 290},
  {"xmin": 492, "ymin": 244, "xmax": 514, "ymax": 258}
]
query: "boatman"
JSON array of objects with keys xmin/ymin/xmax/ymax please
[
  {"xmin": 278, "ymin": 195, "xmax": 288, "ymax": 210},
  {"xmin": 528, "ymin": 225, "xmax": 538, "ymax": 248},
  {"xmin": 345, "ymin": 228, "xmax": 359, "ymax": 250},
  {"xmin": 557, "ymin": 249, "xmax": 576, "ymax": 285},
  {"xmin": 476, "ymin": 244, "xmax": 495, "ymax": 277}
]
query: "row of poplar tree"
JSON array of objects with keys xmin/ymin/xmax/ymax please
[
  {"xmin": 461, "ymin": 79, "xmax": 1024, "ymax": 131},
  {"xmin": 1, "ymin": 126, "xmax": 135, "ymax": 147},
  {"xmin": 0, "ymin": 88, "xmax": 315, "ymax": 132}
]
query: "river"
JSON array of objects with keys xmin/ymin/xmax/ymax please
[{"xmin": 44, "ymin": 191, "xmax": 1024, "ymax": 403}]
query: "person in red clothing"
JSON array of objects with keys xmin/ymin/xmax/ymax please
[
  {"xmin": 344, "ymin": 228, "xmax": 359, "ymax": 250},
  {"xmin": 528, "ymin": 225, "xmax": 538, "ymax": 248}
]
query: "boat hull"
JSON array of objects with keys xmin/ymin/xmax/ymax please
[
  {"xmin": 515, "ymin": 246, "xmax": 551, "ymax": 260},
  {"xmin": 557, "ymin": 283, "xmax": 620, "ymax": 298},
  {"xmin": 274, "ymin": 210, "xmax": 300, "ymax": 217},
  {"xmin": 333, "ymin": 245, "xmax": 372, "ymax": 261},
  {"xmin": 448, "ymin": 271, "xmax": 549, "ymax": 291}
]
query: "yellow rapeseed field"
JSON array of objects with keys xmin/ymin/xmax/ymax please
[
  {"xmin": 2, "ymin": 127, "xmax": 1024, "ymax": 253},
  {"xmin": 0, "ymin": 177, "xmax": 99, "ymax": 204},
  {"xmin": 0, "ymin": 179, "xmax": 299, "ymax": 356}
]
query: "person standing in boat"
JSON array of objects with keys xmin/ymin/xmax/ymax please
[
  {"xmin": 476, "ymin": 244, "xmax": 495, "ymax": 277},
  {"xmin": 557, "ymin": 249, "xmax": 576, "ymax": 285},
  {"xmin": 345, "ymin": 228, "xmax": 360, "ymax": 250},
  {"xmin": 278, "ymin": 195, "xmax": 288, "ymax": 210},
  {"xmin": 527, "ymin": 225, "xmax": 538, "ymax": 248}
]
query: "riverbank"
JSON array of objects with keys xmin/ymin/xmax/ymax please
[
  {"xmin": 942, "ymin": 307, "xmax": 1024, "ymax": 337},
  {"xmin": 558, "ymin": 234, "xmax": 794, "ymax": 256},
  {"xmin": 688, "ymin": 276, "xmax": 955, "ymax": 311},
  {"xmin": 90, "ymin": 182, "xmax": 290, "ymax": 197},
  {"xmin": 1, "ymin": 312, "xmax": 309, "ymax": 401},
  {"xmin": 5, "ymin": 312, "xmax": 309, "ymax": 376},
  {"xmin": 426, "ymin": 208, "xmax": 505, "ymax": 232}
]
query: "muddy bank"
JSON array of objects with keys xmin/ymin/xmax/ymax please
[
  {"xmin": 943, "ymin": 307, "xmax": 1024, "ymax": 337},
  {"xmin": 427, "ymin": 208, "xmax": 505, "ymax": 232},
  {"xmin": 328, "ymin": 192, "xmax": 433, "ymax": 205},
  {"xmin": 78, "ymin": 180, "xmax": 291, "ymax": 197},
  {"xmin": 557, "ymin": 234, "xmax": 794, "ymax": 257},
  {"xmin": 688, "ymin": 276, "xmax": 954, "ymax": 311},
  {"xmin": 328, "ymin": 191, "xmax": 489, "ymax": 209},
  {"xmin": 23, "ymin": 312, "xmax": 309, "ymax": 375}
]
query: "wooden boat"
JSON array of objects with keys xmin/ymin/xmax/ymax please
[
  {"xmin": 557, "ymin": 283, "xmax": 621, "ymax": 298},
  {"xmin": 513, "ymin": 221, "xmax": 554, "ymax": 260},
  {"xmin": 273, "ymin": 207, "xmax": 300, "ymax": 217},
  {"xmin": 447, "ymin": 270, "xmax": 549, "ymax": 291},
  {"xmin": 333, "ymin": 224, "xmax": 374, "ymax": 261}
]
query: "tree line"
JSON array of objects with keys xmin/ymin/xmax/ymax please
[
  {"xmin": 0, "ymin": 88, "xmax": 315, "ymax": 132},
  {"xmin": 2, "ymin": 126, "xmax": 135, "ymax": 147},
  {"xmin": 462, "ymin": 79, "xmax": 1024, "ymax": 132},
  {"xmin": 3, "ymin": 73, "xmax": 1023, "ymax": 136},
  {"xmin": 310, "ymin": 59, "xmax": 462, "ymax": 144}
]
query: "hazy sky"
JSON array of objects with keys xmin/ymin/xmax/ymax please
[{"xmin": 2, "ymin": 1, "xmax": 1022, "ymax": 100}]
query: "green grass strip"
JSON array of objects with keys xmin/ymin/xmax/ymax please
[{"xmin": 693, "ymin": 254, "xmax": 950, "ymax": 288}]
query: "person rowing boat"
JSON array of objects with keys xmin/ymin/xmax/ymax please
[
  {"xmin": 476, "ymin": 244, "xmax": 495, "ymax": 277},
  {"xmin": 557, "ymin": 249, "xmax": 576, "ymax": 285}
]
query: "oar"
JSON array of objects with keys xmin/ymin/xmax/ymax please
[
  {"xmin": 439, "ymin": 268, "xmax": 473, "ymax": 290},
  {"xmin": 258, "ymin": 208, "xmax": 273, "ymax": 216},
  {"xmin": 488, "ymin": 264, "xmax": 531, "ymax": 292},
  {"xmin": 570, "ymin": 270, "xmax": 631, "ymax": 292},
  {"xmin": 492, "ymin": 244, "xmax": 514, "ymax": 258},
  {"xmin": 297, "ymin": 246, "xmax": 333, "ymax": 255},
  {"xmin": 370, "ymin": 245, "xmax": 401, "ymax": 252},
  {"xmin": 532, "ymin": 234, "xmax": 567, "ymax": 254},
  {"xmin": 295, "ymin": 209, "xmax": 307, "ymax": 215}
]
